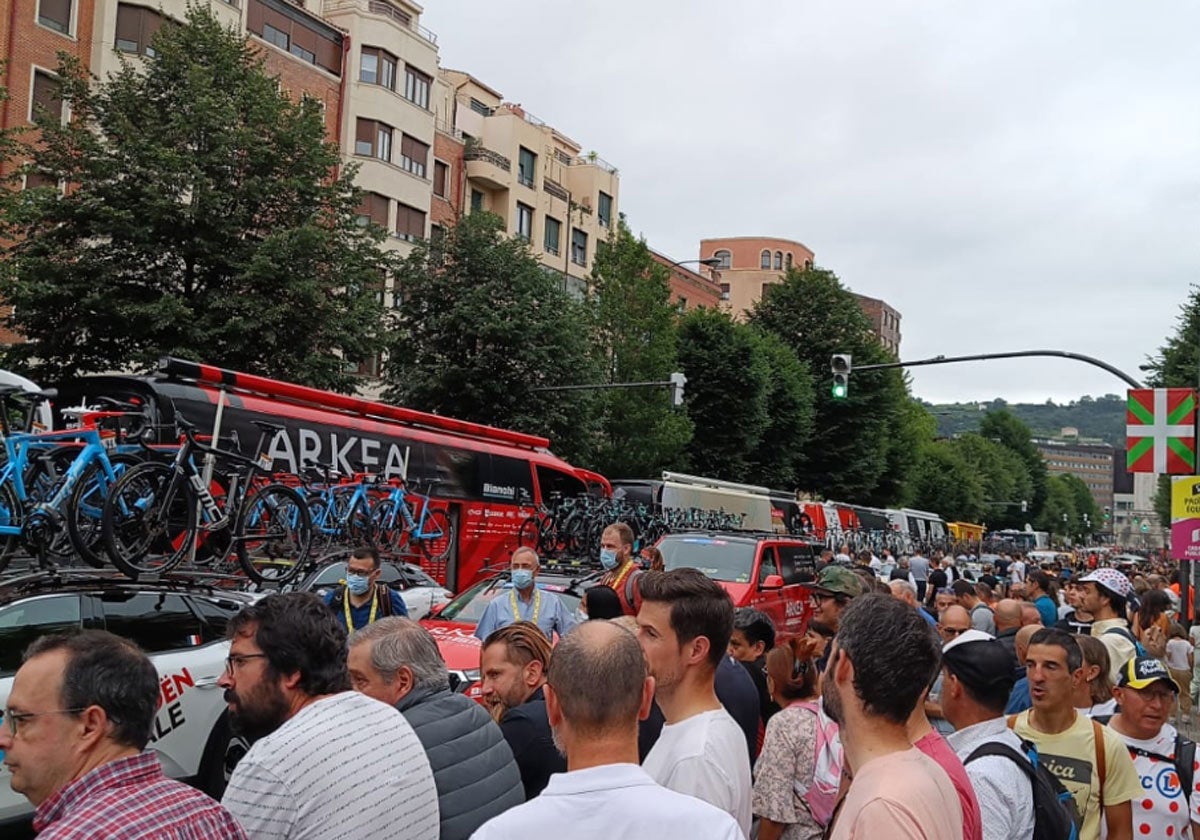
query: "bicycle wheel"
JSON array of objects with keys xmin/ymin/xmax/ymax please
[
  {"xmin": 102, "ymin": 461, "xmax": 197, "ymax": 577},
  {"xmin": 22, "ymin": 448, "xmax": 79, "ymax": 562},
  {"xmin": 331, "ymin": 489, "xmax": 373, "ymax": 545},
  {"xmin": 517, "ymin": 515, "xmax": 543, "ymax": 550},
  {"xmin": 0, "ymin": 483, "xmax": 25, "ymax": 573},
  {"xmin": 414, "ymin": 508, "xmax": 453, "ymax": 564},
  {"xmin": 235, "ymin": 484, "xmax": 312, "ymax": 585},
  {"xmin": 370, "ymin": 499, "xmax": 410, "ymax": 554},
  {"xmin": 66, "ymin": 453, "xmax": 143, "ymax": 569}
]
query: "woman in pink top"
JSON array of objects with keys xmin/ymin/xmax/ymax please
[{"xmin": 910, "ymin": 697, "xmax": 982, "ymax": 840}]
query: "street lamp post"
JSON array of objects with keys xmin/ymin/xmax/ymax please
[{"xmin": 669, "ymin": 257, "xmax": 723, "ymax": 271}]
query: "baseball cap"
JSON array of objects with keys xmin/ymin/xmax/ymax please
[
  {"xmin": 810, "ymin": 565, "xmax": 864, "ymax": 598},
  {"xmin": 1117, "ymin": 656, "xmax": 1178, "ymax": 692},
  {"xmin": 941, "ymin": 635, "xmax": 1015, "ymax": 695},
  {"xmin": 1079, "ymin": 568, "xmax": 1134, "ymax": 599}
]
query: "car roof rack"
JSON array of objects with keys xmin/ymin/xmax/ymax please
[{"xmin": 0, "ymin": 567, "xmax": 249, "ymax": 600}]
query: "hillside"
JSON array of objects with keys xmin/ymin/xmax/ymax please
[{"xmin": 927, "ymin": 394, "xmax": 1126, "ymax": 447}]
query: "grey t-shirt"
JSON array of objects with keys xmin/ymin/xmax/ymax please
[{"xmin": 909, "ymin": 555, "xmax": 930, "ymax": 581}]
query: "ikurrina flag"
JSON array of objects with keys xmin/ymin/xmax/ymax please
[{"xmin": 1126, "ymin": 388, "xmax": 1197, "ymax": 474}]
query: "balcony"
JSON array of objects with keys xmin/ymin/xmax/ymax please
[
  {"xmin": 464, "ymin": 143, "xmax": 511, "ymax": 190},
  {"xmin": 543, "ymin": 178, "xmax": 569, "ymax": 202},
  {"xmin": 324, "ymin": 0, "xmax": 438, "ymax": 45}
]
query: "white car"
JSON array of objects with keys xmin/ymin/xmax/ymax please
[
  {"xmin": 0, "ymin": 570, "xmax": 256, "ymax": 830},
  {"xmin": 302, "ymin": 559, "xmax": 453, "ymax": 620}
]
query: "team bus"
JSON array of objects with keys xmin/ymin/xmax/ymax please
[{"xmin": 51, "ymin": 357, "xmax": 608, "ymax": 591}]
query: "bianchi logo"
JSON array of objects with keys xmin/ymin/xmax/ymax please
[{"xmin": 483, "ymin": 483, "xmax": 515, "ymax": 498}]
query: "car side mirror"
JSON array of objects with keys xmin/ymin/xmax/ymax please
[{"xmin": 761, "ymin": 574, "xmax": 784, "ymax": 590}]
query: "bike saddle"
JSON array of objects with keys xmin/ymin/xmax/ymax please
[{"xmin": 251, "ymin": 420, "xmax": 285, "ymax": 433}]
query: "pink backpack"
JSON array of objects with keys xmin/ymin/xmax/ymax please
[{"xmin": 795, "ymin": 701, "xmax": 843, "ymax": 826}]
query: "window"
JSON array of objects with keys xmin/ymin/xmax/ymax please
[
  {"xmin": 774, "ymin": 251, "xmax": 783, "ymax": 270},
  {"xmin": 713, "ymin": 249, "xmax": 731, "ymax": 269},
  {"xmin": 571, "ymin": 228, "xmax": 588, "ymax": 266},
  {"xmin": 516, "ymin": 203, "xmax": 533, "ymax": 241},
  {"xmin": 261, "ymin": 22, "xmax": 288, "ymax": 50},
  {"xmin": 777, "ymin": 544, "xmax": 816, "ymax": 585},
  {"xmin": 676, "ymin": 297, "xmax": 687, "ymax": 312},
  {"xmin": 544, "ymin": 216, "xmax": 561, "ymax": 256},
  {"xmin": 101, "ymin": 593, "xmax": 204, "ymax": 653},
  {"xmin": 115, "ymin": 4, "xmax": 163, "ymax": 56},
  {"xmin": 404, "ymin": 66, "xmax": 431, "ymax": 109},
  {"xmin": 760, "ymin": 250, "xmax": 771, "ymax": 269},
  {"xmin": 246, "ymin": 0, "xmax": 341, "ymax": 75},
  {"xmin": 470, "ymin": 189, "xmax": 483, "ymax": 213},
  {"xmin": 356, "ymin": 353, "xmax": 382, "ymax": 378},
  {"xmin": 433, "ymin": 161, "xmax": 448, "ymax": 197},
  {"xmin": 598, "ymin": 191, "xmax": 612, "ymax": 227},
  {"xmin": 517, "ymin": 146, "xmax": 536, "ymax": 188},
  {"xmin": 785, "ymin": 252, "xmax": 793, "ymax": 269},
  {"xmin": 24, "ymin": 170, "xmax": 60, "ymax": 190},
  {"xmin": 30, "ymin": 70, "xmax": 64, "ymax": 124},
  {"xmin": 37, "ymin": 0, "xmax": 72, "ymax": 33},
  {"xmin": 356, "ymin": 192, "xmax": 388, "ymax": 228},
  {"xmin": 719, "ymin": 282, "xmax": 730, "ymax": 300},
  {"xmin": 355, "ymin": 118, "xmax": 392, "ymax": 162},
  {"xmin": 0, "ymin": 595, "xmax": 82, "ymax": 675},
  {"xmin": 189, "ymin": 597, "xmax": 241, "ymax": 644},
  {"xmin": 359, "ymin": 47, "xmax": 397, "ymax": 89},
  {"xmin": 469, "ymin": 97, "xmax": 491, "ymax": 116},
  {"xmin": 761, "ymin": 282, "xmax": 774, "ymax": 297},
  {"xmin": 400, "ymin": 134, "xmax": 428, "ymax": 177},
  {"xmin": 395, "ymin": 202, "xmax": 425, "ymax": 242}
]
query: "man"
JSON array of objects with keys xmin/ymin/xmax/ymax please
[
  {"xmin": 891, "ymin": 578, "xmax": 938, "ymax": 627},
  {"xmin": 834, "ymin": 543, "xmax": 853, "ymax": 565},
  {"xmin": 1056, "ymin": 576, "xmax": 1095, "ymax": 634},
  {"xmin": 1019, "ymin": 602, "xmax": 1043, "ymax": 627},
  {"xmin": 909, "ymin": 550, "xmax": 932, "ymax": 601},
  {"xmin": 471, "ymin": 621, "xmax": 743, "ymax": 840},
  {"xmin": 480, "ymin": 621, "xmax": 567, "ymax": 799},
  {"xmin": 1010, "ymin": 628, "xmax": 1140, "ymax": 840},
  {"xmin": 979, "ymin": 564, "xmax": 999, "ymax": 590},
  {"xmin": 952, "ymin": 579, "xmax": 996, "ymax": 635},
  {"xmin": 1106, "ymin": 656, "xmax": 1200, "ymax": 839},
  {"xmin": 940, "ymin": 630, "xmax": 1037, "ymax": 840},
  {"xmin": 348, "ymin": 617, "xmax": 525, "ymax": 840},
  {"xmin": 809, "ymin": 565, "xmax": 864, "ymax": 669},
  {"xmin": 598, "ymin": 522, "xmax": 643, "ymax": 616},
  {"xmin": 993, "ymin": 598, "xmax": 1023, "ymax": 664},
  {"xmin": 323, "ymin": 545, "xmax": 408, "ymax": 632},
  {"xmin": 474, "ymin": 547, "xmax": 576, "ymax": 641},
  {"xmin": 1027, "ymin": 571, "xmax": 1057, "ymax": 627},
  {"xmin": 0, "ymin": 630, "xmax": 245, "ymax": 839},
  {"xmin": 931, "ymin": 588, "xmax": 957, "ymax": 622},
  {"xmin": 1004, "ymin": 624, "xmax": 1040, "ymax": 714},
  {"xmin": 823, "ymin": 594, "xmax": 962, "ymax": 840},
  {"xmin": 1009, "ymin": 554, "xmax": 1027, "ymax": 588},
  {"xmin": 728, "ymin": 607, "xmax": 779, "ymax": 730},
  {"xmin": 1080, "ymin": 568, "xmax": 1139, "ymax": 682},
  {"xmin": 220, "ymin": 593, "xmax": 439, "ymax": 840},
  {"xmin": 926, "ymin": 606, "xmax": 973, "ymax": 737},
  {"xmin": 637, "ymin": 568, "xmax": 752, "ymax": 836}
]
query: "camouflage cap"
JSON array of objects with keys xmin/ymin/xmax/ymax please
[{"xmin": 811, "ymin": 564, "xmax": 865, "ymax": 598}]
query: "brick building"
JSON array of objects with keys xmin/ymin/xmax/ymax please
[{"xmin": 650, "ymin": 251, "xmax": 722, "ymax": 311}]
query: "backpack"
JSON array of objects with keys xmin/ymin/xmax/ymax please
[
  {"xmin": 331, "ymin": 583, "xmax": 394, "ymax": 628},
  {"xmin": 1093, "ymin": 714, "xmax": 1195, "ymax": 796},
  {"xmin": 966, "ymin": 739, "xmax": 1080, "ymax": 840},
  {"xmin": 794, "ymin": 701, "xmax": 842, "ymax": 827},
  {"xmin": 1103, "ymin": 625, "xmax": 1147, "ymax": 657}
]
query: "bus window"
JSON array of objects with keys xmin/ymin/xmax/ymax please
[
  {"xmin": 478, "ymin": 454, "xmax": 536, "ymax": 504},
  {"xmin": 536, "ymin": 466, "xmax": 587, "ymax": 503}
]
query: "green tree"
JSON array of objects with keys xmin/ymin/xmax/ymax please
[
  {"xmin": 979, "ymin": 409, "xmax": 1048, "ymax": 520},
  {"xmin": 589, "ymin": 217, "xmax": 692, "ymax": 477},
  {"xmin": 1037, "ymin": 474, "xmax": 1079, "ymax": 542},
  {"xmin": 1059, "ymin": 473, "xmax": 1102, "ymax": 539},
  {"xmin": 745, "ymin": 330, "xmax": 816, "ymax": 490},
  {"xmin": 906, "ymin": 441, "xmax": 986, "ymax": 523},
  {"xmin": 951, "ymin": 433, "xmax": 1034, "ymax": 528},
  {"xmin": 1144, "ymin": 284, "xmax": 1200, "ymax": 390},
  {"xmin": 382, "ymin": 212, "xmax": 597, "ymax": 462},
  {"xmin": 0, "ymin": 8, "xmax": 386, "ymax": 391}
]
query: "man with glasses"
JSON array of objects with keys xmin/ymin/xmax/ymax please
[
  {"xmin": 808, "ymin": 565, "xmax": 864, "ymax": 671},
  {"xmin": 0, "ymin": 629, "xmax": 246, "ymax": 838},
  {"xmin": 220, "ymin": 593, "xmax": 439, "ymax": 840},
  {"xmin": 323, "ymin": 545, "xmax": 408, "ymax": 633}
]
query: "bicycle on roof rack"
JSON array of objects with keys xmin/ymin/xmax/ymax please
[{"xmin": 369, "ymin": 476, "xmax": 453, "ymax": 564}]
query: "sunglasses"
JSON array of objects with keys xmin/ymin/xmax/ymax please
[{"xmin": 940, "ymin": 627, "xmax": 970, "ymax": 637}]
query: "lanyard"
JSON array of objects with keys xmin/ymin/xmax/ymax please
[
  {"xmin": 345, "ymin": 585, "xmax": 378, "ymax": 629},
  {"xmin": 510, "ymin": 587, "xmax": 541, "ymax": 626},
  {"xmin": 611, "ymin": 561, "xmax": 634, "ymax": 593}
]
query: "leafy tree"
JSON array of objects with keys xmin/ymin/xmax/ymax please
[
  {"xmin": 1059, "ymin": 473, "xmax": 1102, "ymax": 539},
  {"xmin": 951, "ymin": 433, "xmax": 1034, "ymax": 528},
  {"xmin": 979, "ymin": 409, "xmax": 1048, "ymax": 520},
  {"xmin": 906, "ymin": 441, "xmax": 986, "ymax": 523},
  {"xmin": 1037, "ymin": 474, "xmax": 1079, "ymax": 542},
  {"xmin": 0, "ymin": 8, "xmax": 387, "ymax": 391},
  {"xmin": 588, "ymin": 217, "xmax": 692, "ymax": 477},
  {"xmin": 745, "ymin": 330, "xmax": 815, "ymax": 490},
  {"xmin": 1144, "ymin": 284, "xmax": 1200, "ymax": 390},
  {"xmin": 382, "ymin": 212, "xmax": 597, "ymax": 463}
]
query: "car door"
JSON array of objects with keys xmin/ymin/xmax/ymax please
[
  {"xmin": 750, "ymin": 546, "xmax": 790, "ymax": 634},
  {"xmin": 775, "ymin": 543, "xmax": 815, "ymax": 640}
]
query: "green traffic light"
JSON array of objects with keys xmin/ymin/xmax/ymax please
[{"xmin": 832, "ymin": 383, "xmax": 847, "ymax": 399}]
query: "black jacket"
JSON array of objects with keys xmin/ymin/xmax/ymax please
[{"xmin": 500, "ymin": 686, "xmax": 567, "ymax": 800}]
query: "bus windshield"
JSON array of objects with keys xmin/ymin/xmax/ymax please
[{"xmin": 658, "ymin": 536, "xmax": 757, "ymax": 584}]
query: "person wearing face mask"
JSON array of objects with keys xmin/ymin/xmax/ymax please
[
  {"xmin": 475, "ymin": 547, "xmax": 576, "ymax": 641},
  {"xmin": 598, "ymin": 522, "xmax": 643, "ymax": 616},
  {"xmin": 323, "ymin": 545, "xmax": 409, "ymax": 631}
]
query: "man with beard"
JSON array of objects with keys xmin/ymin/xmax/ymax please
[
  {"xmin": 472, "ymin": 621, "xmax": 743, "ymax": 840},
  {"xmin": 480, "ymin": 621, "xmax": 566, "ymax": 799},
  {"xmin": 637, "ymin": 569, "xmax": 752, "ymax": 837},
  {"xmin": 822, "ymin": 593, "xmax": 961, "ymax": 840},
  {"xmin": 219, "ymin": 593, "xmax": 438, "ymax": 840},
  {"xmin": 807, "ymin": 565, "xmax": 864, "ymax": 671},
  {"xmin": 597, "ymin": 522, "xmax": 644, "ymax": 616}
]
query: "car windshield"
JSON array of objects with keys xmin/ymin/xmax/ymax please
[
  {"xmin": 437, "ymin": 578, "xmax": 584, "ymax": 625},
  {"xmin": 658, "ymin": 537, "xmax": 758, "ymax": 584}
]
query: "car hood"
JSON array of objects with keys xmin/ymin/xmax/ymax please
[
  {"xmin": 716, "ymin": 581, "xmax": 754, "ymax": 604},
  {"xmin": 421, "ymin": 621, "xmax": 481, "ymax": 669}
]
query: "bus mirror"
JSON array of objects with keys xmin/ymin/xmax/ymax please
[{"xmin": 761, "ymin": 574, "xmax": 783, "ymax": 590}]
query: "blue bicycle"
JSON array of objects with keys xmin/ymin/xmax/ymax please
[{"xmin": 369, "ymin": 478, "xmax": 453, "ymax": 563}]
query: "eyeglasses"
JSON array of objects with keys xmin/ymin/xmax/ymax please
[
  {"xmin": 3, "ymin": 707, "xmax": 87, "ymax": 737},
  {"xmin": 940, "ymin": 627, "xmax": 970, "ymax": 637},
  {"xmin": 225, "ymin": 653, "xmax": 268, "ymax": 673},
  {"xmin": 809, "ymin": 593, "xmax": 836, "ymax": 606},
  {"xmin": 346, "ymin": 568, "xmax": 375, "ymax": 577}
]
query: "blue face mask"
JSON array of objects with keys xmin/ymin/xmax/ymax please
[
  {"xmin": 346, "ymin": 573, "xmax": 371, "ymax": 596},
  {"xmin": 600, "ymin": 548, "xmax": 618, "ymax": 570},
  {"xmin": 511, "ymin": 569, "xmax": 535, "ymax": 590}
]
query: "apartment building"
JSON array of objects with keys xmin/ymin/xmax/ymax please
[
  {"xmin": 855, "ymin": 294, "xmax": 902, "ymax": 355},
  {"xmin": 1034, "ymin": 433, "xmax": 1115, "ymax": 515},
  {"xmin": 650, "ymin": 251, "xmax": 723, "ymax": 311}
]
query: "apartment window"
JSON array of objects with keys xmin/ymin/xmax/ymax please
[
  {"xmin": 762, "ymin": 282, "xmax": 775, "ymax": 297},
  {"xmin": 261, "ymin": 22, "xmax": 288, "ymax": 49},
  {"xmin": 404, "ymin": 66, "xmax": 431, "ymax": 109},
  {"xmin": 115, "ymin": 4, "xmax": 163, "ymax": 57},
  {"xmin": 37, "ymin": 0, "xmax": 72, "ymax": 33},
  {"xmin": 719, "ymin": 283, "xmax": 730, "ymax": 298},
  {"xmin": 355, "ymin": 118, "xmax": 392, "ymax": 162},
  {"xmin": 676, "ymin": 298, "xmax": 687, "ymax": 312},
  {"xmin": 470, "ymin": 189, "xmax": 483, "ymax": 213},
  {"xmin": 713, "ymin": 250, "xmax": 731, "ymax": 269},
  {"xmin": 516, "ymin": 203, "xmax": 533, "ymax": 241},
  {"xmin": 571, "ymin": 228, "xmax": 588, "ymax": 266},
  {"xmin": 24, "ymin": 171, "xmax": 60, "ymax": 190},
  {"xmin": 355, "ymin": 192, "xmax": 389, "ymax": 228},
  {"xmin": 469, "ymin": 98, "xmax": 491, "ymax": 116},
  {"xmin": 356, "ymin": 353, "xmax": 382, "ymax": 378},
  {"xmin": 760, "ymin": 250, "xmax": 771, "ymax": 269},
  {"xmin": 360, "ymin": 47, "xmax": 397, "ymax": 90},
  {"xmin": 246, "ymin": 0, "xmax": 341, "ymax": 75},
  {"xmin": 517, "ymin": 147, "xmax": 536, "ymax": 188},
  {"xmin": 395, "ymin": 203, "xmax": 425, "ymax": 242},
  {"xmin": 804, "ymin": 259, "xmax": 813, "ymax": 270},
  {"xmin": 30, "ymin": 71, "xmax": 63, "ymax": 124},
  {"xmin": 433, "ymin": 161, "xmax": 448, "ymax": 197},
  {"xmin": 544, "ymin": 216, "xmax": 561, "ymax": 256},
  {"xmin": 597, "ymin": 191, "xmax": 612, "ymax": 228},
  {"xmin": 785, "ymin": 252, "xmax": 793, "ymax": 269},
  {"xmin": 774, "ymin": 251, "xmax": 783, "ymax": 270},
  {"xmin": 399, "ymin": 134, "xmax": 428, "ymax": 177}
]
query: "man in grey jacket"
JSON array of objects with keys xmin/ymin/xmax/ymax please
[{"xmin": 349, "ymin": 617, "xmax": 525, "ymax": 840}]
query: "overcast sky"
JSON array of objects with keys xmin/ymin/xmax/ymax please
[{"xmin": 424, "ymin": 1, "xmax": 1199, "ymax": 404}]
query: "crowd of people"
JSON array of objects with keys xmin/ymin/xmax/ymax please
[{"xmin": 2, "ymin": 530, "xmax": 1198, "ymax": 840}]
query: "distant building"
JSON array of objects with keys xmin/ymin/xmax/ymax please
[
  {"xmin": 1111, "ymin": 449, "xmax": 1165, "ymax": 549},
  {"xmin": 650, "ymin": 251, "xmax": 722, "ymax": 311},
  {"xmin": 853, "ymin": 294, "xmax": 901, "ymax": 356},
  {"xmin": 1034, "ymin": 435, "xmax": 1115, "ymax": 518}
]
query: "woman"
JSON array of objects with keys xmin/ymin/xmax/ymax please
[
  {"xmin": 1133, "ymin": 588, "xmax": 1171, "ymax": 659},
  {"xmin": 751, "ymin": 636, "xmax": 829, "ymax": 840},
  {"xmin": 580, "ymin": 585, "xmax": 623, "ymax": 620},
  {"xmin": 1165, "ymin": 622, "xmax": 1193, "ymax": 723},
  {"xmin": 1074, "ymin": 634, "xmax": 1117, "ymax": 718}
]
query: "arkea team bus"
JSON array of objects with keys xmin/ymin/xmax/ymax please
[{"xmin": 51, "ymin": 358, "xmax": 609, "ymax": 591}]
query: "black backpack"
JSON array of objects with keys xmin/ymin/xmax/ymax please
[{"xmin": 965, "ymin": 739, "xmax": 1080, "ymax": 840}]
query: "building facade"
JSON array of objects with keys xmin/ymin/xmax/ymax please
[
  {"xmin": 1034, "ymin": 434, "xmax": 1116, "ymax": 518},
  {"xmin": 1111, "ymin": 450, "xmax": 1166, "ymax": 549},
  {"xmin": 650, "ymin": 251, "xmax": 722, "ymax": 311},
  {"xmin": 854, "ymin": 294, "xmax": 901, "ymax": 355},
  {"xmin": 699, "ymin": 236, "xmax": 814, "ymax": 318}
]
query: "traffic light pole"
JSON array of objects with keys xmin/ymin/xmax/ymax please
[{"xmin": 847, "ymin": 349, "xmax": 1143, "ymax": 389}]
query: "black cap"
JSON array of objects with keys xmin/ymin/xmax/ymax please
[{"xmin": 942, "ymin": 638, "xmax": 1017, "ymax": 695}]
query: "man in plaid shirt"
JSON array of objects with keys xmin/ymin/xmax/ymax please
[{"xmin": 0, "ymin": 630, "xmax": 245, "ymax": 839}]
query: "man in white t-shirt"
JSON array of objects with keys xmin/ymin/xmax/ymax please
[
  {"xmin": 220, "ymin": 593, "xmax": 439, "ymax": 840},
  {"xmin": 637, "ymin": 568, "xmax": 752, "ymax": 837},
  {"xmin": 1008, "ymin": 556, "xmax": 1026, "ymax": 586}
]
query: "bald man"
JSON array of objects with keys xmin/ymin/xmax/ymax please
[
  {"xmin": 927, "ymin": 605, "xmax": 974, "ymax": 735},
  {"xmin": 1004, "ymin": 625, "xmax": 1041, "ymax": 713},
  {"xmin": 994, "ymin": 599, "xmax": 1022, "ymax": 662},
  {"xmin": 1020, "ymin": 603, "xmax": 1042, "ymax": 628}
]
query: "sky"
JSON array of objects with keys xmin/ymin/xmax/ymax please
[{"xmin": 421, "ymin": 1, "xmax": 1200, "ymax": 405}]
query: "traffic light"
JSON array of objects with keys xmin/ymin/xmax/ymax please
[
  {"xmin": 1103, "ymin": 506, "xmax": 1111, "ymax": 521},
  {"xmin": 669, "ymin": 372, "xmax": 686, "ymax": 408},
  {"xmin": 830, "ymin": 354, "xmax": 851, "ymax": 400}
]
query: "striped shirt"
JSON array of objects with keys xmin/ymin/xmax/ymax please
[{"xmin": 222, "ymin": 691, "xmax": 440, "ymax": 840}]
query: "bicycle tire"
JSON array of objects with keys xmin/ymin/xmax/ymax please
[
  {"xmin": 0, "ymin": 483, "xmax": 25, "ymax": 572},
  {"xmin": 415, "ymin": 508, "xmax": 453, "ymax": 564},
  {"xmin": 102, "ymin": 461, "xmax": 198, "ymax": 577},
  {"xmin": 235, "ymin": 483, "xmax": 312, "ymax": 585},
  {"xmin": 22, "ymin": 448, "xmax": 80, "ymax": 562},
  {"xmin": 66, "ymin": 453, "xmax": 143, "ymax": 569},
  {"xmin": 517, "ymin": 516, "xmax": 543, "ymax": 551},
  {"xmin": 370, "ymin": 499, "xmax": 409, "ymax": 554}
]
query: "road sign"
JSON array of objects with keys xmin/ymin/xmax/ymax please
[
  {"xmin": 1126, "ymin": 388, "xmax": 1197, "ymax": 474},
  {"xmin": 1171, "ymin": 476, "xmax": 1200, "ymax": 559}
]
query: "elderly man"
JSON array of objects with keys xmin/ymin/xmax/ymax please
[
  {"xmin": 890, "ymin": 578, "xmax": 938, "ymax": 627},
  {"xmin": 0, "ymin": 630, "xmax": 245, "ymax": 839},
  {"xmin": 475, "ymin": 547, "xmax": 576, "ymax": 641},
  {"xmin": 348, "ymin": 617, "xmax": 525, "ymax": 840}
]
